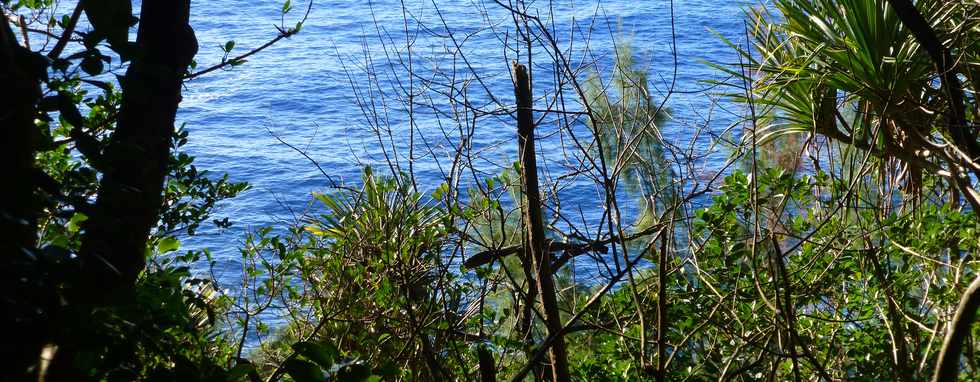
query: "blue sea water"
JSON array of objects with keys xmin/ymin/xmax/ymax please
[{"xmin": 177, "ymin": 0, "xmax": 755, "ymax": 287}]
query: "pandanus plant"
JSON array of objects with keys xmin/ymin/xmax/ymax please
[
  {"xmin": 725, "ymin": 0, "xmax": 980, "ymax": 380},
  {"xmin": 727, "ymin": 0, "xmax": 978, "ymax": 199}
]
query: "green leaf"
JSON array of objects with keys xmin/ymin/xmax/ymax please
[
  {"xmin": 224, "ymin": 40, "xmax": 236, "ymax": 52},
  {"xmin": 282, "ymin": 0, "xmax": 292, "ymax": 14},
  {"xmin": 157, "ymin": 237, "xmax": 180, "ymax": 253},
  {"xmin": 291, "ymin": 341, "xmax": 339, "ymax": 369},
  {"xmin": 67, "ymin": 212, "xmax": 88, "ymax": 234}
]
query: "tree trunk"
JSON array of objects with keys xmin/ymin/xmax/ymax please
[
  {"xmin": 512, "ymin": 61, "xmax": 571, "ymax": 382},
  {"xmin": 0, "ymin": 9, "xmax": 45, "ymax": 381},
  {"xmin": 933, "ymin": 276, "xmax": 980, "ymax": 382},
  {"xmin": 478, "ymin": 345, "xmax": 496, "ymax": 382},
  {"xmin": 0, "ymin": 6, "xmax": 42, "ymax": 267},
  {"xmin": 79, "ymin": 0, "xmax": 198, "ymax": 290}
]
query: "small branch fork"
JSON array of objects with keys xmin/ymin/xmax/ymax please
[{"xmin": 184, "ymin": 0, "xmax": 313, "ymax": 81}]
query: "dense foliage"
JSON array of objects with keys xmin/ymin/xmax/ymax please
[{"xmin": 4, "ymin": 0, "xmax": 980, "ymax": 381}]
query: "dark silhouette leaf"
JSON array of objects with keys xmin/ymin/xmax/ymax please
[
  {"xmin": 291, "ymin": 341, "xmax": 339, "ymax": 369},
  {"xmin": 81, "ymin": 55, "xmax": 104, "ymax": 75},
  {"xmin": 83, "ymin": 0, "xmax": 132, "ymax": 49},
  {"xmin": 283, "ymin": 359, "xmax": 326, "ymax": 382}
]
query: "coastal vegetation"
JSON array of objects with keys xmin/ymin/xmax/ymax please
[{"xmin": 3, "ymin": 0, "xmax": 980, "ymax": 381}]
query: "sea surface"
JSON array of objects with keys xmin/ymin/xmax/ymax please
[{"xmin": 177, "ymin": 0, "xmax": 755, "ymax": 290}]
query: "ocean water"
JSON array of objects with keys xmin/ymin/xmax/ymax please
[{"xmin": 178, "ymin": 0, "xmax": 755, "ymax": 285}]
